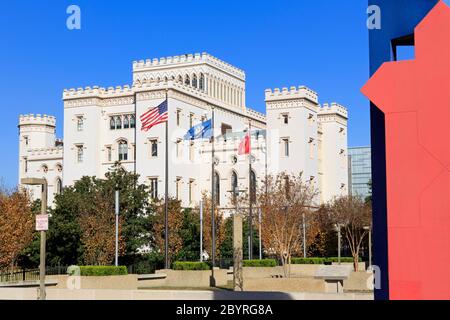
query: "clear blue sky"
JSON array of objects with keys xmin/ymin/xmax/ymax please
[{"xmin": 0, "ymin": 0, "xmax": 371, "ymax": 188}]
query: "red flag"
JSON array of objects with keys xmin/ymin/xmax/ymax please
[{"xmin": 238, "ymin": 133, "xmax": 250, "ymax": 155}]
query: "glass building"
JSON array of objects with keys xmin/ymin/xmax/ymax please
[{"xmin": 348, "ymin": 146, "xmax": 372, "ymax": 199}]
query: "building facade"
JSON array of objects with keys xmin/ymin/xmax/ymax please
[
  {"xmin": 348, "ymin": 146, "xmax": 372, "ymax": 199},
  {"xmin": 18, "ymin": 52, "xmax": 349, "ymax": 209}
]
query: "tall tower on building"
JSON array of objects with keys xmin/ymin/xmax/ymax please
[
  {"xmin": 317, "ymin": 103, "xmax": 349, "ymax": 202},
  {"xmin": 18, "ymin": 114, "xmax": 63, "ymax": 207},
  {"xmin": 265, "ymin": 86, "xmax": 320, "ymax": 188}
]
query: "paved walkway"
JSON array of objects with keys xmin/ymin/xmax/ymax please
[{"xmin": 0, "ymin": 288, "xmax": 373, "ymax": 300}]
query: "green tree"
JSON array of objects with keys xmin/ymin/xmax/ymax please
[{"xmin": 19, "ymin": 163, "xmax": 153, "ymax": 267}]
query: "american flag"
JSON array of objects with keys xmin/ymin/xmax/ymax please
[{"xmin": 140, "ymin": 100, "xmax": 168, "ymax": 132}]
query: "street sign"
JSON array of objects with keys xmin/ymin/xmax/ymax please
[{"xmin": 36, "ymin": 214, "xmax": 49, "ymax": 231}]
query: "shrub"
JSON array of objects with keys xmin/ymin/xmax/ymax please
[
  {"xmin": 291, "ymin": 258, "xmax": 326, "ymax": 265},
  {"xmin": 172, "ymin": 261, "xmax": 211, "ymax": 270},
  {"xmin": 243, "ymin": 259, "xmax": 277, "ymax": 267},
  {"xmin": 290, "ymin": 257, "xmax": 362, "ymax": 264},
  {"xmin": 70, "ymin": 266, "xmax": 128, "ymax": 276}
]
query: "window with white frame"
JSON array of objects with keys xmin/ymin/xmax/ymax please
[
  {"xmin": 106, "ymin": 146, "xmax": 112, "ymax": 162},
  {"xmin": 56, "ymin": 178, "xmax": 63, "ymax": 195},
  {"xmin": 282, "ymin": 138, "xmax": 290, "ymax": 157},
  {"xmin": 149, "ymin": 178, "xmax": 158, "ymax": 200},
  {"xmin": 309, "ymin": 138, "xmax": 315, "ymax": 159},
  {"xmin": 150, "ymin": 139, "xmax": 158, "ymax": 157},
  {"xmin": 76, "ymin": 145, "xmax": 84, "ymax": 163},
  {"xmin": 189, "ymin": 179, "xmax": 194, "ymax": 204},
  {"xmin": 282, "ymin": 113, "xmax": 289, "ymax": 125},
  {"xmin": 176, "ymin": 177, "xmax": 182, "ymax": 200},
  {"xmin": 189, "ymin": 142, "xmax": 195, "ymax": 162},
  {"xmin": 24, "ymin": 157, "xmax": 28, "ymax": 173},
  {"xmin": 77, "ymin": 116, "xmax": 84, "ymax": 131},
  {"xmin": 176, "ymin": 109, "xmax": 181, "ymax": 126},
  {"xmin": 123, "ymin": 115, "xmax": 130, "ymax": 129},
  {"xmin": 176, "ymin": 139, "xmax": 182, "ymax": 158},
  {"xmin": 118, "ymin": 140, "xmax": 128, "ymax": 161}
]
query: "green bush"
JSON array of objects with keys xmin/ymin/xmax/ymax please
[
  {"xmin": 291, "ymin": 258, "xmax": 326, "ymax": 265},
  {"xmin": 71, "ymin": 266, "xmax": 128, "ymax": 276},
  {"xmin": 172, "ymin": 261, "xmax": 211, "ymax": 270},
  {"xmin": 291, "ymin": 257, "xmax": 362, "ymax": 265},
  {"xmin": 243, "ymin": 259, "xmax": 277, "ymax": 267}
]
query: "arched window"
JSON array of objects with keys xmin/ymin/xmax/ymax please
[
  {"xmin": 199, "ymin": 73, "xmax": 205, "ymax": 91},
  {"xmin": 192, "ymin": 74, "xmax": 198, "ymax": 88},
  {"xmin": 115, "ymin": 116, "xmax": 122, "ymax": 130},
  {"xmin": 42, "ymin": 165, "xmax": 48, "ymax": 174},
  {"xmin": 214, "ymin": 171, "xmax": 220, "ymax": 205},
  {"xmin": 185, "ymin": 75, "xmax": 190, "ymax": 86},
  {"xmin": 110, "ymin": 117, "xmax": 115, "ymax": 130},
  {"xmin": 118, "ymin": 140, "xmax": 128, "ymax": 161},
  {"xmin": 56, "ymin": 164, "xmax": 63, "ymax": 173},
  {"xmin": 178, "ymin": 75, "xmax": 183, "ymax": 83},
  {"xmin": 56, "ymin": 178, "xmax": 63, "ymax": 195},
  {"xmin": 130, "ymin": 115, "xmax": 136, "ymax": 128},
  {"xmin": 250, "ymin": 170, "xmax": 257, "ymax": 202},
  {"xmin": 231, "ymin": 171, "xmax": 238, "ymax": 201},
  {"xmin": 123, "ymin": 115, "xmax": 130, "ymax": 129}
]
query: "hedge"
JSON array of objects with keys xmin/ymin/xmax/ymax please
[
  {"xmin": 172, "ymin": 262, "xmax": 211, "ymax": 270},
  {"xmin": 291, "ymin": 257, "xmax": 362, "ymax": 265},
  {"xmin": 243, "ymin": 259, "xmax": 277, "ymax": 267},
  {"xmin": 68, "ymin": 266, "xmax": 128, "ymax": 276}
]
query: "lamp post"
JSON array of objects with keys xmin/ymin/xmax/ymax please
[
  {"xmin": 21, "ymin": 178, "xmax": 47, "ymax": 301},
  {"xmin": 364, "ymin": 225, "xmax": 372, "ymax": 268},
  {"xmin": 335, "ymin": 223, "xmax": 342, "ymax": 265},
  {"xmin": 115, "ymin": 190, "xmax": 119, "ymax": 267}
]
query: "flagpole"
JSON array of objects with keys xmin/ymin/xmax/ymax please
[
  {"xmin": 134, "ymin": 92, "xmax": 137, "ymax": 176},
  {"xmin": 248, "ymin": 119, "xmax": 253, "ymax": 260},
  {"xmin": 211, "ymin": 106, "xmax": 216, "ymax": 270},
  {"xmin": 164, "ymin": 90, "xmax": 169, "ymax": 270}
]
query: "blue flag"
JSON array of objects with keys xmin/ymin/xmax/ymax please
[{"xmin": 184, "ymin": 119, "xmax": 212, "ymax": 140}]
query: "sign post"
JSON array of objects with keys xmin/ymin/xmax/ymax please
[{"xmin": 22, "ymin": 178, "xmax": 48, "ymax": 300}]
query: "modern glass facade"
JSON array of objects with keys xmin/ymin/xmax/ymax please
[{"xmin": 348, "ymin": 146, "xmax": 372, "ymax": 199}]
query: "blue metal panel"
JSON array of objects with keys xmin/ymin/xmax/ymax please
[{"xmin": 367, "ymin": 0, "xmax": 438, "ymax": 300}]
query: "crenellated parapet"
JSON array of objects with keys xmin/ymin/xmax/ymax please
[
  {"xmin": 246, "ymin": 108, "xmax": 266, "ymax": 123},
  {"xmin": 19, "ymin": 114, "xmax": 56, "ymax": 127},
  {"xmin": 63, "ymin": 85, "xmax": 134, "ymax": 100},
  {"xmin": 265, "ymin": 86, "xmax": 319, "ymax": 104},
  {"xmin": 133, "ymin": 52, "xmax": 246, "ymax": 80},
  {"xmin": 27, "ymin": 146, "xmax": 63, "ymax": 157},
  {"xmin": 318, "ymin": 102, "xmax": 348, "ymax": 119}
]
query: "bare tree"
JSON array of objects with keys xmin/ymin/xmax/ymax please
[
  {"xmin": 328, "ymin": 195, "xmax": 372, "ymax": 271},
  {"xmin": 258, "ymin": 173, "xmax": 317, "ymax": 277}
]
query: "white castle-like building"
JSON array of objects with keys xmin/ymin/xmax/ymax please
[{"xmin": 18, "ymin": 53, "xmax": 348, "ymax": 209}]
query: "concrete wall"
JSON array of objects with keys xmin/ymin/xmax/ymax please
[
  {"xmin": 243, "ymin": 278, "xmax": 325, "ymax": 293},
  {"xmin": 243, "ymin": 265, "xmax": 321, "ymax": 279},
  {"xmin": 47, "ymin": 275, "xmax": 138, "ymax": 290},
  {"xmin": 144, "ymin": 269, "xmax": 228, "ymax": 288}
]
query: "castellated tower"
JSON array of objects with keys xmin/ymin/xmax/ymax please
[
  {"xmin": 18, "ymin": 114, "xmax": 63, "ymax": 207},
  {"xmin": 265, "ymin": 86, "xmax": 348, "ymax": 203},
  {"xmin": 265, "ymin": 86, "xmax": 320, "ymax": 192},
  {"xmin": 317, "ymin": 103, "xmax": 349, "ymax": 203}
]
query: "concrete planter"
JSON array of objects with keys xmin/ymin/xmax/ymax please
[{"xmin": 47, "ymin": 274, "xmax": 138, "ymax": 290}]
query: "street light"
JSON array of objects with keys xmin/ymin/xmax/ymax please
[
  {"xmin": 21, "ymin": 178, "xmax": 48, "ymax": 301},
  {"xmin": 364, "ymin": 225, "xmax": 372, "ymax": 268},
  {"xmin": 334, "ymin": 223, "xmax": 342, "ymax": 265}
]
